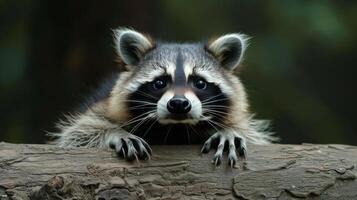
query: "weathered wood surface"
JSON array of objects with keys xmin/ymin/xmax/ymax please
[{"xmin": 0, "ymin": 142, "xmax": 356, "ymax": 200}]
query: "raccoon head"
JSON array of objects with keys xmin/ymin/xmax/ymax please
[{"xmin": 110, "ymin": 28, "xmax": 249, "ymax": 127}]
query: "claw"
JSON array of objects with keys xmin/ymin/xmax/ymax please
[
  {"xmin": 228, "ymin": 149, "xmax": 238, "ymax": 168},
  {"xmin": 228, "ymin": 157, "xmax": 236, "ymax": 168},
  {"xmin": 107, "ymin": 134, "xmax": 151, "ymax": 162},
  {"xmin": 118, "ymin": 138, "xmax": 128, "ymax": 158},
  {"xmin": 115, "ymin": 139, "xmax": 123, "ymax": 152},
  {"xmin": 139, "ymin": 143, "xmax": 151, "ymax": 160},
  {"xmin": 115, "ymin": 139, "xmax": 124, "ymax": 157},
  {"xmin": 213, "ymin": 137, "xmax": 225, "ymax": 166},
  {"xmin": 235, "ymin": 137, "xmax": 247, "ymax": 159},
  {"xmin": 131, "ymin": 137, "xmax": 151, "ymax": 160},
  {"xmin": 126, "ymin": 139, "xmax": 137, "ymax": 161},
  {"xmin": 138, "ymin": 137, "xmax": 152, "ymax": 155},
  {"xmin": 201, "ymin": 133, "xmax": 219, "ymax": 154},
  {"xmin": 213, "ymin": 153, "xmax": 223, "ymax": 166},
  {"xmin": 202, "ymin": 131, "xmax": 246, "ymax": 167},
  {"xmin": 227, "ymin": 140, "xmax": 238, "ymax": 167},
  {"xmin": 121, "ymin": 147, "xmax": 126, "ymax": 158},
  {"xmin": 201, "ymin": 141, "xmax": 211, "ymax": 153}
]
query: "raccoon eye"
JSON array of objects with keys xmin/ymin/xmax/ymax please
[
  {"xmin": 153, "ymin": 79, "xmax": 167, "ymax": 90},
  {"xmin": 194, "ymin": 79, "xmax": 207, "ymax": 90}
]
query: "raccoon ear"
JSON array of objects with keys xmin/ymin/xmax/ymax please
[
  {"xmin": 206, "ymin": 33, "xmax": 249, "ymax": 70},
  {"xmin": 113, "ymin": 28, "xmax": 154, "ymax": 66}
]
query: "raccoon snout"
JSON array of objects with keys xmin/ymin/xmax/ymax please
[{"xmin": 167, "ymin": 96, "xmax": 192, "ymax": 114}]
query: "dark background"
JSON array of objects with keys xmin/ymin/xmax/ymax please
[{"xmin": 1, "ymin": 1, "xmax": 356, "ymax": 145}]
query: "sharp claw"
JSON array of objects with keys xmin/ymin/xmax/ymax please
[
  {"xmin": 146, "ymin": 145, "xmax": 153, "ymax": 155},
  {"xmin": 135, "ymin": 139, "xmax": 151, "ymax": 160},
  {"xmin": 201, "ymin": 148, "xmax": 208, "ymax": 154},
  {"xmin": 141, "ymin": 139, "xmax": 153, "ymax": 155},
  {"xmin": 204, "ymin": 132, "xmax": 246, "ymax": 166},
  {"xmin": 115, "ymin": 140, "xmax": 123, "ymax": 153},
  {"xmin": 121, "ymin": 148, "xmax": 126, "ymax": 158},
  {"xmin": 126, "ymin": 139, "xmax": 137, "ymax": 161},
  {"xmin": 142, "ymin": 150, "xmax": 150, "ymax": 160},
  {"xmin": 133, "ymin": 150, "xmax": 139, "ymax": 163},
  {"xmin": 116, "ymin": 139, "xmax": 126, "ymax": 158},
  {"xmin": 131, "ymin": 138, "xmax": 144, "ymax": 159},
  {"xmin": 213, "ymin": 155, "xmax": 222, "ymax": 166},
  {"xmin": 201, "ymin": 142, "xmax": 210, "ymax": 153},
  {"xmin": 142, "ymin": 146, "xmax": 151, "ymax": 160},
  {"xmin": 228, "ymin": 153, "xmax": 237, "ymax": 168},
  {"xmin": 136, "ymin": 137, "xmax": 152, "ymax": 158},
  {"xmin": 109, "ymin": 135, "xmax": 152, "ymax": 161},
  {"xmin": 121, "ymin": 138, "xmax": 130, "ymax": 160},
  {"xmin": 135, "ymin": 137, "xmax": 151, "ymax": 154}
]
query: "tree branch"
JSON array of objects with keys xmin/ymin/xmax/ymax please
[{"xmin": 0, "ymin": 142, "xmax": 356, "ymax": 199}]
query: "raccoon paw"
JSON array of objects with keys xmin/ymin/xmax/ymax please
[
  {"xmin": 109, "ymin": 134, "xmax": 152, "ymax": 161},
  {"xmin": 201, "ymin": 132, "xmax": 246, "ymax": 167}
]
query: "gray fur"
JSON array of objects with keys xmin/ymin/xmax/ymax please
[{"xmin": 50, "ymin": 28, "xmax": 277, "ymax": 166}]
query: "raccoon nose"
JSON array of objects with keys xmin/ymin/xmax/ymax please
[{"xmin": 167, "ymin": 97, "xmax": 192, "ymax": 114}]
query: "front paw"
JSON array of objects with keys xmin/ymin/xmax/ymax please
[
  {"xmin": 201, "ymin": 131, "xmax": 246, "ymax": 167},
  {"xmin": 108, "ymin": 134, "xmax": 152, "ymax": 161}
]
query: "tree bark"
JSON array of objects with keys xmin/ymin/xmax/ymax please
[{"xmin": 0, "ymin": 142, "xmax": 356, "ymax": 200}]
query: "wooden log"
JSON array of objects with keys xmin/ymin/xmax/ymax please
[{"xmin": 0, "ymin": 142, "xmax": 356, "ymax": 199}]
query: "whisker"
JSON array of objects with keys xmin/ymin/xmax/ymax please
[
  {"xmin": 123, "ymin": 110, "xmax": 155, "ymax": 124},
  {"xmin": 205, "ymin": 119, "xmax": 220, "ymax": 132},
  {"xmin": 204, "ymin": 112, "xmax": 233, "ymax": 122},
  {"xmin": 202, "ymin": 99, "xmax": 229, "ymax": 105},
  {"xmin": 185, "ymin": 125, "xmax": 190, "ymax": 144},
  {"xmin": 120, "ymin": 116, "xmax": 150, "ymax": 129},
  {"xmin": 188, "ymin": 124, "xmax": 204, "ymax": 138},
  {"xmin": 203, "ymin": 112, "xmax": 230, "ymax": 129},
  {"xmin": 163, "ymin": 126, "xmax": 173, "ymax": 144},
  {"xmin": 201, "ymin": 114, "xmax": 220, "ymax": 131},
  {"xmin": 129, "ymin": 103, "xmax": 157, "ymax": 109},
  {"xmin": 203, "ymin": 108, "xmax": 231, "ymax": 116},
  {"xmin": 122, "ymin": 100, "xmax": 157, "ymax": 105},
  {"xmin": 141, "ymin": 118, "xmax": 158, "ymax": 139},
  {"xmin": 201, "ymin": 93, "xmax": 225, "ymax": 103},
  {"xmin": 203, "ymin": 105, "xmax": 231, "ymax": 109},
  {"xmin": 120, "ymin": 110, "xmax": 156, "ymax": 127},
  {"xmin": 207, "ymin": 119, "xmax": 230, "ymax": 130},
  {"xmin": 205, "ymin": 113, "xmax": 231, "ymax": 123},
  {"xmin": 128, "ymin": 106, "xmax": 157, "ymax": 111},
  {"xmin": 129, "ymin": 114, "xmax": 154, "ymax": 134},
  {"xmin": 135, "ymin": 90, "xmax": 159, "ymax": 100},
  {"xmin": 203, "ymin": 107, "xmax": 234, "ymax": 118}
]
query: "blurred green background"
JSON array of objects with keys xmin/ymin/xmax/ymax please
[{"xmin": 1, "ymin": 0, "xmax": 356, "ymax": 145}]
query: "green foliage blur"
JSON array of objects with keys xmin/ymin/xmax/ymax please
[{"xmin": 1, "ymin": 0, "xmax": 356, "ymax": 144}]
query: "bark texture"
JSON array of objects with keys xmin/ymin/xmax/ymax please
[{"xmin": 0, "ymin": 142, "xmax": 356, "ymax": 200}]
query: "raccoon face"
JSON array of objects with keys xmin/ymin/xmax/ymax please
[{"xmin": 113, "ymin": 28, "xmax": 248, "ymax": 126}]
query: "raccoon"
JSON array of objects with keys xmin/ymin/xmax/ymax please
[{"xmin": 50, "ymin": 28, "xmax": 276, "ymax": 167}]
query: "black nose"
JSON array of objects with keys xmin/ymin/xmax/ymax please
[{"xmin": 167, "ymin": 96, "xmax": 192, "ymax": 113}]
